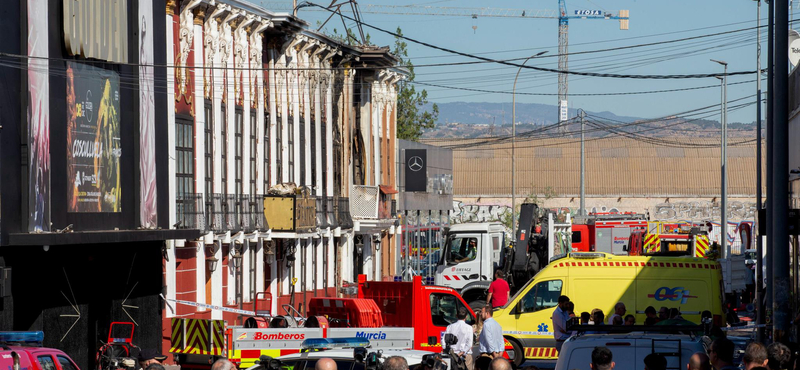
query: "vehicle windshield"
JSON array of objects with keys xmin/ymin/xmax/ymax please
[{"xmin": 444, "ymin": 235, "xmax": 478, "ymax": 264}]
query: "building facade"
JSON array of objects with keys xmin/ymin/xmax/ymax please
[
  {"xmin": 0, "ymin": 1, "xmax": 198, "ymax": 369},
  {"xmin": 160, "ymin": 0, "xmax": 404, "ymax": 359}
]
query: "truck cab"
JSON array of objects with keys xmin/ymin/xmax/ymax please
[
  {"xmin": 434, "ymin": 222, "xmax": 509, "ymax": 311},
  {"xmin": 571, "ymin": 213, "xmax": 648, "ymax": 254}
]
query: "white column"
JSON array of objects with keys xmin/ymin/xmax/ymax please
[
  {"xmin": 227, "ymin": 246, "xmax": 237, "ymax": 305},
  {"xmin": 254, "ymin": 36, "xmax": 265, "ymax": 195},
  {"xmin": 269, "ymin": 243, "xmax": 278, "ymax": 315},
  {"xmin": 255, "ymin": 240, "xmax": 264, "ymax": 295},
  {"xmin": 167, "ymin": 12, "xmax": 177, "ymax": 227},
  {"xmin": 316, "ymin": 238, "xmax": 324, "ymax": 290},
  {"xmin": 314, "ymin": 57, "xmax": 323, "ymax": 197},
  {"xmin": 303, "ymin": 54, "xmax": 312, "ymax": 188},
  {"xmin": 211, "ymin": 241, "xmax": 223, "ymax": 319},
  {"xmin": 165, "ymin": 241, "xmax": 177, "ymax": 318},
  {"xmin": 195, "ymin": 244, "xmax": 206, "ymax": 310},
  {"xmin": 325, "ymin": 65, "xmax": 334, "ymax": 198},
  {"xmin": 292, "ymin": 49, "xmax": 301, "ymax": 183},
  {"xmin": 280, "ymin": 53, "xmax": 290, "ymax": 182},
  {"xmin": 226, "ymin": 34, "xmax": 235, "ymax": 194},
  {"xmin": 212, "ymin": 26, "xmax": 224, "ymax": 196},
  {"xmin": 361, "ymin": 80, "xmax": 372, "ymax": 185},
  {"xmin": 242, "ymin": 242, "xmax": 251, "ymax": 303},
  {"xmin": 241, "ymin": 41, "xmax": 251, "ymax": 196},
  {"xmin": 268, "ymin": 50, "xmax": 278, "ymax": 186},
  {"xmin": 194, "ymin": 22, "xmax": 205, "ymax": 209},
  {"xmin": 373, "ymin": 81, "xmax": 381, "ymax": 185},
  {"xmin": 327, "ymin": 237, "xmax": 335, "ymax": 289},
  {"xmin": 306, "ymin": 238, "xmax": 313, "ymax": 293}
]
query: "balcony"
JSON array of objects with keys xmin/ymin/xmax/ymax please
[
  {"xmin": 176, "ymin": 194, "xmax": 205, "ymax": 230},
  {"xmin": 206, "ymin": 193, "xmax": 241, "ymax": 233},
  {"xmin": 240, "ymin": 194, "xmax": 267, "ymax": 232},
  {"xmin": 337, "ymin": 197, "xmax": 354, "ymax": 229},
  {"xmin": 316, "ymin": 196, "xmax": 329, "ymax": 229},
  {"xmin": 264, "ymin": 194, "xmax": 316, "ymax": 233}
]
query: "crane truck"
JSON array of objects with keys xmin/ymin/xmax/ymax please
[{"xmin": 435, "ymin": 203, "xmax": 649, "ymax": 310}]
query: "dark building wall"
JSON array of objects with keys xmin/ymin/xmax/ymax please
[
  {"xmin": 0, "ymin": 241, "xmax": 164, "ymax": 370},
  {"xmin": 0, "ymin": 0, "xmax": 170, "ymax": 238},
  {"xmin": 1, "ymin": 0, "xmax": 22, "ymax": 244}
]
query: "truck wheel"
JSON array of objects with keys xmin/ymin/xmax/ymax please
[
  {"xmin": 508, "ymin": 338, "xmax": 525, "ymax": 367},
  {"xmin": 469, "ymin": 299, "xmax": 486, "ymax": 314}
]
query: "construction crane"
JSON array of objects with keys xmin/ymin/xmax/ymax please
[{"xmin": 264, "ymin": 1, "xmax": 629, "ymax": 129}]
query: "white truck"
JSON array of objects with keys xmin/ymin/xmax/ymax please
[{"xmin": 434, "ymin": 208, "xmax": 572, "ymax": 312}]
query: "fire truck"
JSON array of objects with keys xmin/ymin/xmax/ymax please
[
  {"xmin": 627, "ymin": 222, "xmax": 712, "ymax": 258},
  {"xmin": 169, "ymin": 275, "xmax": 485, "ymax": 369},
  {"xmin": 571, "ymin": 212, "xmax": 649, "ymax": 255}
]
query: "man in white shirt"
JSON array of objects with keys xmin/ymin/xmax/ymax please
[
  {"xmin": 441, "ymin": 307, "xmax": 475, "ymax": 370},
  {"xmin": 607, "ymin": 302, "xmax": 626, "ymax": 325}
]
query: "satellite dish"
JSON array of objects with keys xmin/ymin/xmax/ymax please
[{"xmin": 790, "ymin": 30, "xmax": 800, "ymax": 68}]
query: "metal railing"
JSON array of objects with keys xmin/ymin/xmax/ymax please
[
  {"xmin": 326, "ymin": 197, "xmax": 337, "ymax": 228},
  {"xmin": 316, "ymin": 196, "xmax": 329, "ymax": 228},
  {"xmin": 240, "ymin": 194, "xmax": 267, "ymax": 232},
  {"xmin": 176, "ymin": 193, "xmax": 204, "ymax": 230},
  {"xmin": 337, "ymin": 197, "xmax": 354, "ymax": 229}
]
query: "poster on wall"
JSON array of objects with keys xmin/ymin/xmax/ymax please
[
  {"xmin": 28, "ymin": 0, "xmax": 50, "ymax": 231},
  {"xmin": 66, "ymin": 62, "xmax": 122, "ymax": 212},
  {"xmin": 139, "ymin": 0, "xmax": 158, "ymax": 227}
]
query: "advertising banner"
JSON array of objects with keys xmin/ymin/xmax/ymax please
[
  {"xmin": 66, "ymin": 62, "xmax": 122, "ymax": 212},
  {"xmin": 405, "ymin": 149, "xmax": 427, "ymax": 192},
  {"xmin": 28, "ymin": 0, "xmax": 50, "ymax": 231},
  {"xmin": 139, "ymin": 0, "xmax": 158, "ymax": 227}
]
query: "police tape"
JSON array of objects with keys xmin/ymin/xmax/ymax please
[{"xmin": 160, "ymin": 294, "xmax": 258, "ymax": 316}]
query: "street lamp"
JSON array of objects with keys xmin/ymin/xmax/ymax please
[
  {"xmin": 711, "ymin": 59, "xmax": 728, "ymax": 259},
  {"xmin": 512, "ymin": 50, "xmax": 548, "ymax": 242}
]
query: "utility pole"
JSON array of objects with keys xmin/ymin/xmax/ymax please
[
  {"xmin": 580, "ymin": 110, "xmax": 586, "ymax": 216},
  {"xmin": 511, "ymin": 51, "xmax": 547, "ymax": 241},
  {"xmin": 754, "ymin": 0, "xmax": 765, "ymax": 343},
  {"xmin": 773, "ymin": 0, "xmax": 790, "ymax": 342},
  {"xmin": 712, "ymin": 59, "xmax": 728, "ymax": 258},
  {"xmin": 765, "ymin": 0, "xmax": 774, "ymax": 327}
]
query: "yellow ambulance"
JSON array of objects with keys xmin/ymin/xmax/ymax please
[{"xmin": 493, "ymin": 252, "xmax": 725, "ymax": 364}]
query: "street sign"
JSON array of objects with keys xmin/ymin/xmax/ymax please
[
  {"xmin": 559, "ymin": 100, "xmax": 568, "ymax": 121},
  {"xmin": 574, "ymin": 10, "xmax": 602, "ymax": 16}
]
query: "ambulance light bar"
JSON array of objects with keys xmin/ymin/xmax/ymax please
[
  {"xmin": 301, "ymin": 337, "xmax": 370, "ymax": 350},
  {"xmin": 0, "ymin": 331, "xmax": 44, "ymax": 345},
  {"xmin": 570, "ymin": 252, "xmax": 605, "ymax": 259}
]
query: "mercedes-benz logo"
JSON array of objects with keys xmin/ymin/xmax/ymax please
[{"xmin": 408, "ymin": 156, "xmax": 424, "ymax": 172}]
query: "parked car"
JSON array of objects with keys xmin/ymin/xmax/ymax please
[
  {"xmin": 0, "ymin": 332, "xmax": 81, "ymax": 370},
  {"xmin": 555, "ymin": 332, "xmax": 707, "ymax": 370}
]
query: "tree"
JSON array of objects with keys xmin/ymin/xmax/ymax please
[{"xmin": 393, "ymin": 27, "xmax": 438, "ymax": 141}]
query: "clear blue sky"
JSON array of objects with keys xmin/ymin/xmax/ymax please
[{"xmin": 262, "ymin": 0, "xmax": 796, "ymax": 124}]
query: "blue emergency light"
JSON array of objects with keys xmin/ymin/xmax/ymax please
[
  {"xmin": 0, "ymin": 331, "xmax": 44, "ymax": 345},
  {"xmin": 300, "ymin": 337, "xmax": 370, "ymax": 350},
  {"xmin": 424, "ymin": 277, "xmax": 435, "ymax": 285}
]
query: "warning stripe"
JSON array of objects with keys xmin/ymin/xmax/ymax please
[
  {"xmin": 170, "ymin": 318, "xmax": 184, "ymax": 353},
  {"xmin": 695, "ymin": 236, "xmax": 709, "ymax": 258},
  {"xmin": 553, "ymin": 260, "xmax": 719, "ymax": 269},
  {"xmin": 523, "ymin": 347, "xmax": 558, "ymax": 359}
]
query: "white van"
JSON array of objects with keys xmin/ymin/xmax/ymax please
[{"xmin": 554, "ymin": 333, "xmax": 708, "ymax": 370}]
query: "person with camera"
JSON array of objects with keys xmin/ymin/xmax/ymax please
[{"xmin": 441, "ymin": 307, "xmax": 475, "ymax": 370}]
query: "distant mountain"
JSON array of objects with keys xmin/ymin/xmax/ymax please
[
  {"xmin": 420, "ymin": 101, "xmax": 756, "ymax": 139},
  {"xmin": 432, "ymin": 101, "xmax": 643, "ymax": 126}
]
